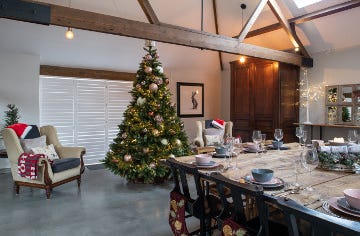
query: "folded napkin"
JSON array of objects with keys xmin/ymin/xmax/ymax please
[
  {"xmin": 348, "ymin": 145, "xmax": 360, "ymax": 153},
  {"xmin": 318, "ymin": 146, "xmax": 348, "ymax": 153},
  {"xmin": 333, "ymin": 137, "xmax": 345, "ymax": 143}
]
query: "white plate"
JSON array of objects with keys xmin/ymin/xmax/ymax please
[{"xmin": 191, "ymin": 161, "xmax": 219, "ymax": 168}]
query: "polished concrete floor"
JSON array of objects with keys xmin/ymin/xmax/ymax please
[{"xmin": 0, "ymin": 166, "xmax": 199, "ymax": 236}]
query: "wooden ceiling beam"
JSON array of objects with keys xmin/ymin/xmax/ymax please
[
  {"xmin": 242, "ymin": 0, "xmax": 360, "ymax": 39},
  {"xmin": 137, "ymin": 0, "xmax": 160, "ymax": 25},
  {"xmin": 4, "ymin": 2, "xmax": 305, "ymax": 66},
  {"xmin": 267, "ymin": 0, "xmax": 310, "ymax": 58},
  {"xmin": 212, "ymin": 0, "xmax": 223, "ymax": 70},
  {"xmin": 47, "ymin": 4, "xmax": 303, "ymax": 66},
  {"xmin": 238, "ymin": 0, "xmax": 267, "ymax": 42}
]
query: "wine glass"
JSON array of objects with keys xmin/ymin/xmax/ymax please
[
  {"xmin": 302, "ymin": 131, "xmax": 308, "ymax": 149},
  {"xmin": 274, "ymin": 129, "xmax": 283, "ymax": 151},
  {"xmin": 252, "ymin": 130, "xmax": 262, "ymax": 156},
  {"xmin": 348, "ymin": 130, "xmax": 357, "ymax": 144},
  {"xmin": 300, "ymin": 147, "xmax": 319, "ymax": 191},
  {"xmin": 295, "ymin": 127, "xmax": 304, "ymax": 147}
]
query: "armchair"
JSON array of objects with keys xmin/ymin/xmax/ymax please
[
  {"xmin": 193, "ymin": 120, "xmax": 233, "ymax": 147},
  {"xmin": 2, "ymin": 125, "xmax": 85, "ymax": 199}
]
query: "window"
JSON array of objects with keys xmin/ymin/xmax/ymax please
[
  {"xmin": 293, "ymin": 0, "xmax": 322, "ymax": 8},
  {"xmin": 40, "ymin": 76, "xmax": 132, "ymax": 165}
]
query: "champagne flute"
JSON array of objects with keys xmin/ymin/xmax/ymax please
[
  {"xmin": 252, "ymin": 130, "xmax": 262, "ymax": 156},
  {"xmin": 274, "ymin": 129, "xmax": 283, "ymax": 151},
  {"xmin": 348, "ymin": 130, "xmax": 357, "ymax": 144},
  {"xmin": 261, "ymin": 133, "xmax": 266, "ymax": 156},
  {"xmin": 300, "ymin": 147, "xmax": 319, "ymax": 191},
  {"xmin": 302, "ymin": 131, "xmax": 308, "ymax": 149},
  {"xmin": 295, "ymin": 127, "xmax": 304, "ymax": 147}
]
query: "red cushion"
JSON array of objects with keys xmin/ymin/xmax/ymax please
[{"xmin": 7, "ymin": 123, "xmax": 29, "ymax": 137}]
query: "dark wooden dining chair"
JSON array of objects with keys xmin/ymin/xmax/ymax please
[
  {"xmin": 210, "ymin": 172, "xmax": 289, "ymax": 236},
  {"xmin": 264, "ymin": 196, "xmax": 360, "ymax": 236},
  {"xmin": 166, "ymin": 158, "xmax": 220, "ymax": 236}
]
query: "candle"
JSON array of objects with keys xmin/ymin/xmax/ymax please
[{"xmin": 145, "ymin": 40, "xmax": 156, "ymax": 47}]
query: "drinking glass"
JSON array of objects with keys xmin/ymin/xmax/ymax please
[
  {"xmin": 260, "ymin": 133, "xmax": 266, "ymax": 155},
  {"xmin": 300, "ymin": 147, "xmax": 319, "ymax": 191},
  {"xmin": 252, "ymin": 130, "xmax": 262, "ymax": 156},
  {"xmin": 348, "ymin": 130, "xmax": 357, "ymax": 144},
  {"xmin": 302, "ymin": 130, "xmax": 308, "ymax": 149},
  {"xmin": 274, "ymin": 129, "xmax": 283, "ymax": 151},
  {"xmin": 224, "ymin": 136, "xmax": 234, "ymax": 168},
  {"xmin": 295, "ymin": 127, "xmax": 304, "ymax": 147}
]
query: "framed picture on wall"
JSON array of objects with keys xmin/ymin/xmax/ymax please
[{"xmin": 176, "ymin": 82, "xmax": 204, "ymax": 117}]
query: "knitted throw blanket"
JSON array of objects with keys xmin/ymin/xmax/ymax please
[{"xmin": 18, "ymin": 153, "xmax": 52, "ymax": 180}]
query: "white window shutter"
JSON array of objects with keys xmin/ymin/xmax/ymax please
[{"xmin": 40, "ymin": 76, "xmax": 132, "ymax": 165}]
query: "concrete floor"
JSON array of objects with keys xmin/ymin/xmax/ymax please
[{"xmin": 0, "ymin": 166, "xmax": 199, "ymax": 236}]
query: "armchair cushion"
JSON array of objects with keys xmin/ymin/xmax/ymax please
[
  {"xmin": 24, "ymin": 125, "xmax": 41, "ymax": 139},
  {"xmin": 51, "ymin": 158, "xmax": 80, "ymax": 173},
  {"xmin": 204, "ymin": 135, "xmax": 222, "ymax": 146},
  {"xmin": 32, "ymin": 144, "xmax": 60, "ymax": 160},
  {"xmin": 20, "ymin": 135, "xmax": 46, "ymax": 153}
]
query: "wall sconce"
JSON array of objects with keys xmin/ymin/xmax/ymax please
[{"xmin": 65, "ymin": 27, "xmax": 74, "ymax": 39}]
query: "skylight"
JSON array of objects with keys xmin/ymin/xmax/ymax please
[{"xmin": 293, "ymin": 0, "xmax": 322, "ymax": 8}]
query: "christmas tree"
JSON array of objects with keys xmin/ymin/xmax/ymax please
[
  {"xmin": 103, "ymin": 41, "xmax": 191, "ymax": 183},
  {"xmin": 4, "ymin": 104, "xmax": 20, "ymax": 127}
]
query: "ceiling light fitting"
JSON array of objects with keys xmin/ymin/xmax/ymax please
[{"xmin": 65, "ymin": 27, "xmax": 74, "ymax": 39}]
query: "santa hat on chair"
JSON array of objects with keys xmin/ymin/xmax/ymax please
[
  {"xmin": 211, "ymin": 119, "xmax": 225, "ymax": 129},
  {"xmin": 7, "ymin": 123, "xmax": 32, "ymax": 139}
]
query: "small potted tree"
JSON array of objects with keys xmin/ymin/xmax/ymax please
[{"xmin": 0, "ymin": 104, "xmax": 20, "ymax": 152}]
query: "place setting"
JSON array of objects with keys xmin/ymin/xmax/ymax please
[
  {"xmin": 190, "ymin": 154, "xmax": 222, "ymax": 169},
  {"xmin": 242, "ymin": 168, "xmax": 285, "ymax": 190},
  {"xmin": 323, "ymin": 189, "xmax": 360, "ymax": 220}
]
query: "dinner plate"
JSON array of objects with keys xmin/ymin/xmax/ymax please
[
  {"xmin": 212, "ymin": 153, "xmax": 226, "ymax": 158},
  {"xmin": 244, "ymin": 175, "xmax": 284, "ymax": 189},
  {"xmin": 267, "ymin": 145, "xmax": 290, "ymax": 150},
  {"xmin": 327, "ymin": 197, "xmax": 360, "ymax": 219},
  {"xmin": 191, "ymin": 161, "xmax": 220, "ymax": 168},
  {"xmin": 243, "ymin": 148, "xmax": 265, "ymax": 153},
  {"xmin": 337, "ymin": 197, "xmax": 360, "ymax": 215}
]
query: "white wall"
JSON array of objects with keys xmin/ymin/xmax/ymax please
[
  {"xmin": 0, "ymin": 52, "xmax": 40, "ymax": 168},
  {"xmin": 302, "ymin": 45, "xmax": 360, "ymax": 140},
  {"xmin": 0, "ymin": 52, "xmax": 40, "ymax": 126}
]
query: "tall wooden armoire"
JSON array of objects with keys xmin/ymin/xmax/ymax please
[{"xmin": 230, "ymin": 58, "xmax": 299, "ymax": 143}]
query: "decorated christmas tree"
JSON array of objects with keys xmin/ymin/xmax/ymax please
[{"xmin": 103, "ymin": 41, "xmax": 191, "ymax": 183}]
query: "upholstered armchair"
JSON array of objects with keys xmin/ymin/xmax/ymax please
[
  {"xmin": 193, "ymin": 120, "xmax": 233, "ymax": 147},
  {"xmin": 2, "ymin": 125, "xmax": 85, "ymax": 199}
]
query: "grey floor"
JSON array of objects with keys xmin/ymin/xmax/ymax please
[{"xmin": 0, "ymin": 165, "xmax": 199, "ymax": 236}]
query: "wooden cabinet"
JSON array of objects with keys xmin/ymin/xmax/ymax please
[{"xmin": 230, "ymin": 58, "xmax": 299, "ymax": 142}]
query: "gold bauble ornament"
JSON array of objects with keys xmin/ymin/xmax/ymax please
[
  {"xmin": 143, "ymin": 147, "xmax": 149, "ymax": 153},
  {"xmin": 152, "ymin": 129, "xmax": 159, "ymax": 136},
  {"xmin": 144, "ymin": 66, "xmax": 152, "ymax": 73},
  {"xmin": 174, "ymin": 139, "xmax": 182, "ymax": 146},
  {"xmin": 149, "ymin": 83, "xmax": 158, "ymax": 92},
  {"xmin": 124, "ymin": 154, "xmax": 132, "ymax": 162}
]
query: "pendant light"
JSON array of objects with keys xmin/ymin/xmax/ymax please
[
  {"xmin": 65, "ymin": 0, "xmax": 74, "ymax": 39},
  {"xmin": 239, "ymin": 3, "xmax": 247, "ymax": 63},
  {"xmin": 65, "ymin": 27, "xmax": 74, "ymax": 39}
]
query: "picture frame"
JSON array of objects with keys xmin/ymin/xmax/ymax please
[{"xmin": 176, "ymin": 82, "xmax": 204, "ymax": 117}]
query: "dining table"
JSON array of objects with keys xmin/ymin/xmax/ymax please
[{"xmin": 175, "ymin": 142, "xmax": 360, "ymax": 222}]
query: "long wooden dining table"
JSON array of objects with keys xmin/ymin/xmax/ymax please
[{"xmin": 176, "ymin": 143, "xmax": 360, "ymax": 222}]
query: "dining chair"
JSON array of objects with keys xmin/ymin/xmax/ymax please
[
  {"xmin": 264, "ymin": 196, "xmax": 360, "ymax": 236},
  {"xmin": 166, "ymin": 158, "xmax": 220, "ymax": 236},
  {"xmin": 210, "ymin": 172, "xmax": 289, "ymax": 236}
]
